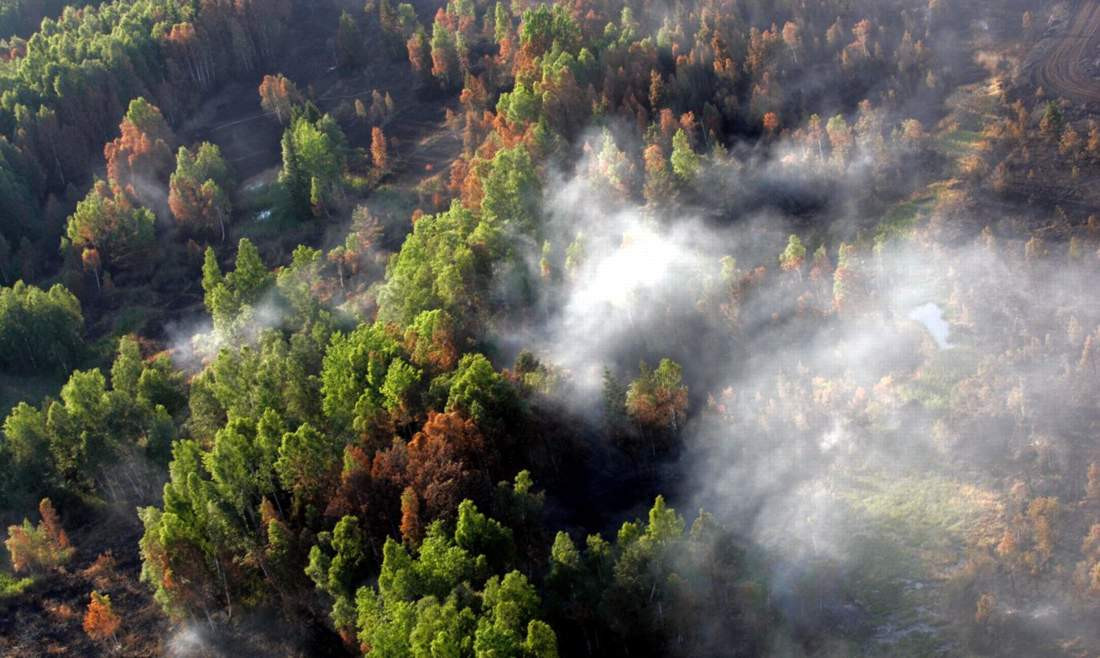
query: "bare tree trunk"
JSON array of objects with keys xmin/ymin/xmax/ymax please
[
  {"xmin": 215, "ymin": 558, "xmax": 233, "ymax": 620},
  {"xmin": 52, "ymin": 145, "xmax": 66, "ymax": 187}
]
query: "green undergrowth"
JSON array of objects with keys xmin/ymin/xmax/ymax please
[
  {"xmin": 835, "ymin": 469, "xmax": 998, "ymax": 654},
  {"xmin": 0, "ymin": 570, "xmax": 34, "ymax": 600}
]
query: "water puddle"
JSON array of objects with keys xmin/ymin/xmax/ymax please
[{"xmin": 909, "ymin": 303, "xmax": 952, "ymax": 349}]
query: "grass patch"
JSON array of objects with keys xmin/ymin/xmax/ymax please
[
  {"xmin": 936, "ymin": 129, "xmax": 986, "ymax": 157},
  {"xmin": 235, "ymin": 180, "xmax": 302, "ymax": 237},
  {"xmin": 108, "ymin": 303, "xmax": 160, "ymax": 336},
  {"xmin": 344, "ymin": 172, "xmax": 383, "ymax": 196},
  {"xmin": 367, "ymin": 184, "xmax": 418, "ymax": 217},
  {"xmin": 0, "ymin": 570, "xmax": 34, "ymax": 599},
  {"xmin": 833, "ymin": 469, "xmax": 999, "ymax": 651},
  {"xmin": 857, "ymin": 628, "xmax": 950, "ymax": 657},
  {"xmin": 238, "ymin": 177, "xmax": 281, "ymax": 212},
  {"xmin": 842, "ymin": 473, "xmax": 988, "ymax": 558},
  {"xmin": 897, "ymin": 347, "xmax": 977, "ymax": 411},
  {"xmin": 875, "ymin": 195, "xmax": 935, "ymax": 245},
  {"xmin": 237, "ymin": 212, "xmax": 306, "ymax": 241}
]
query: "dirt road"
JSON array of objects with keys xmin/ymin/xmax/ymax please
[{"xmin": 1036, "ymin": 0, "xmax": 1100, "ymax": 104}]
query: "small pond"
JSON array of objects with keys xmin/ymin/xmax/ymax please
[{"xmin": 908, "ymin": 302, "xmax": 952, "ymax": 349}]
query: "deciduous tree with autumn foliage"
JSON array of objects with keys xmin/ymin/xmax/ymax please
[
  {"xmin": 83, "ymin": 591, "xmax": 121, "ymax": 647},
  {"xmin": 5, "ymin": 499, "xmax": 73, "ymax": 574},
  {"xmin": 168, "ymin": 143, "xmax": 233, "ymax": 241}
]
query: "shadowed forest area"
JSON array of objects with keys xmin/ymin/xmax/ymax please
[{"xmin": 2, "ymin": 0, "xmax": 1100, "ymax": 656}]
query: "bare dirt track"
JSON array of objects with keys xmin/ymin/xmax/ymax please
[{"xmin": 1036, "ymin": 0, "xmax": 1100, "ymax": 104}]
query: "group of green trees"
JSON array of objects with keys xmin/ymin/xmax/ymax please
[
  {"xmin": 377, "ymin": 143, "xmax": 541, "ymax": 330},
  {"xmin": 64, "ymin": 179, "xmax": 155, "ymax": 280},
  {"xmin": 140, "ymin": 233, "xmax": 535, "ymax": 628},
  {"xmin": 201, "ymin": 238, "xmax": 274, "ymax": 334},
  {"xmin": 0, "ymin": 0, "xmax": 95, "ymax": 38},
  {"xmin": 409, "ymin": 0, "xmax": 952, "ymax": 216},
  {"xmin": 0, "ymin": 0, "xmax": 295, "ymax": 273},
  {"xmin": 3, "ymin": 0, "xmax": 1063, "ymax": 654},
  {"xmin": 0, "ymin": 280, "xmax": 82, "ymax": 373},
  {"xmin": 1, "ymin": 0, "xmax": 780, "ymax": 649},
  {"xmin": 52, "ymin": 91, "xmax": 241, "ymax": 292},
  {"xmin": 262, "ymin": 78, "xmax": 399, "ymax": 221},
  {"xmin": 103, "ymin": 188, "xmax": 773, "ymax": 654},
  {"xmin": 1, "ymin": 335, "xmax": 184, "ymax": 504},
  {"xmin": 169, "ymin": 142, "xmax": 233, "ymax": 241},
  {"xmin": 280, "ymin": 110, "xmax": 348, "ymax": 219}
]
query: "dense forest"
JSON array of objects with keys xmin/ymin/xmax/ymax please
[{"xmin": 2, "ymin": 0, "xmax": 1100, "ymax": 655}]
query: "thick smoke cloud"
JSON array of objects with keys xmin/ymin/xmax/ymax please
[
  {"xmin": 527, "ymin": 174, "xmax": 734, "ymax": 394},
  {"xmin": 503, "ymin": 119, "xmax": 1100, "ymax": 650},
  {"xmin": 165, "ymin": 295, "xmax": 284, "ymax": 373}
]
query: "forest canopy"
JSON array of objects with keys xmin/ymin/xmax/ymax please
[{"xmin": 1, "ymin": 0, "xmax": 1098, "ymax": 655}]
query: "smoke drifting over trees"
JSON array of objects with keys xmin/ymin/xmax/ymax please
[{"xmin": 2, "ymin": 0, "xmax": 1100, "ymax": 655}]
